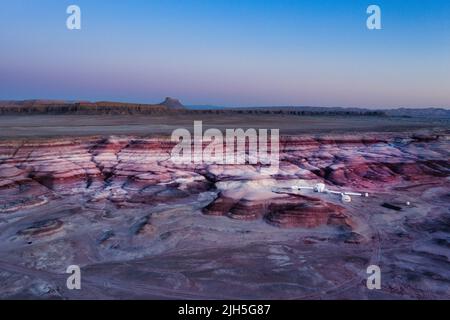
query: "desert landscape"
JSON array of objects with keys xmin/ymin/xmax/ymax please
[
  {"xmin": 0, "ymin": 101, "xmax": 448, "ymax": 299},
  {"xmin": 1, "ymin": 0, "xmax": 449, "ymax": 306}
]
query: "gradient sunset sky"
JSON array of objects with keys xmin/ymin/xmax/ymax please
[{"xmin": 0, "ymin": 0, "xmax": 449, "ymax": 108}]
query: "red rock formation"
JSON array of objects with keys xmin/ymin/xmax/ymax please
[
  {"xmin": 0, "ymin": 130, "xmax": 449, "ymax": 299},
  {"xmin": 0, "ymin": 132, "xmax": 448, "ymax": 228},
  {"xmin": 265, "ymin": 196, "xmax": 348, "ymax": 228}
]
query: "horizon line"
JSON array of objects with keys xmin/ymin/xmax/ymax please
[{"xmin": 1, "ymin": 97, "xmax": 450, "ymax": 111}]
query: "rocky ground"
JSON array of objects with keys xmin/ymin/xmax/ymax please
[{"xmin": 0, "ymin": 128, "xmax": 449, "ymax": 299}]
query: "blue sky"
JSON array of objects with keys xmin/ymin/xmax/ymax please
[{"xmin": 0, "ymin": 0, "xmax": 449, "ymax": 108}]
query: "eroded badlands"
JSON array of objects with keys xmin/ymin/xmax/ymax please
[{"xmin": 0, "ymin": 131, "xmax": 449, "ymax": 299}]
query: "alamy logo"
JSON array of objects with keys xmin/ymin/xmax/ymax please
[
  {"xmin": 66, "ymin": 265, "xmax": 81, "ymax": 290},
  {"xmin": 366, "ymin": 265, "xmax": 381, "ymax": 290},
  {"xmin": 367, "ymin": 5, "xmax": 382, "ymax": 30},
  {"xmin": 66, "ymin": 5, "xmax": 81, "ymax": 30},
  {"xmin": 171, "ymin": 121, "xmax": 280, "ymax": 174}
]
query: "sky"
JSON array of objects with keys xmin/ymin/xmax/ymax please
[{"xmin": 0, "ymin": 0, "xmax": 449, "ymax": 108}]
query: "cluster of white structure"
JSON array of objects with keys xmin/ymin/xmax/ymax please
[{"xmin": 290, "ymin": 183, "xmax": 369, "ymax": 203}]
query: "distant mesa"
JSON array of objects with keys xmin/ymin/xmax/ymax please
[
  {"xmin": 0, "ymin": 98, "xmax": 448, "ymax": 118},
  {"xmin": 161, "ymin": 97, "xmax": 185, "ymax": 109},
  {"xmin": 0, "ymin": 98, "xmax": 187, "ymax": 115}
]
